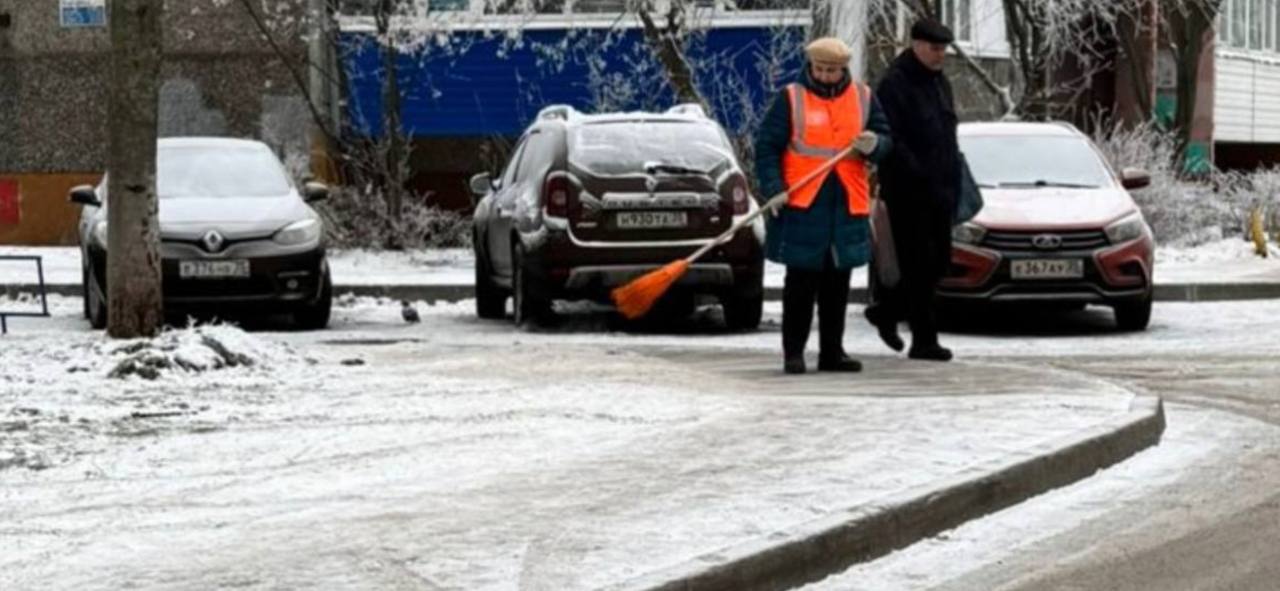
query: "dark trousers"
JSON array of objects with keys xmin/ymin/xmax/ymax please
[
  {"xmin": 867, "ymin": 262, "xmax": 940, "ymax": 349},
  {"xmin": 782, "ymin": 253, "xmax": 852, "ymax": 360}
]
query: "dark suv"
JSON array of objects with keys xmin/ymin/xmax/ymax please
[{"xmin": 470, "ymin": 104, "xmax": 765, "ymax": 328}]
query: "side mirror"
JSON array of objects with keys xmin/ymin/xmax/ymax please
[
  {"xmin": 469, "ymin": 172, "xmax": 494, "ymax": 201},
  {"xmin": 1121, "ymin": 168, "xmax": 1151, "ymax": 190},
  {"xmin": 303, "ymin": 181, "xmax": 330, "ymax": 203},
  {"xmin": 68, "ymin": 185, "xmax": 101, "ymax": 207}
]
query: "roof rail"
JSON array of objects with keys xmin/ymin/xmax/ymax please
[
  {"xmin": 538, "ymin": 104, "xmax": 576, "ymax": 121},
  {"xmin": 665, "ymin": 103, "xmax": 708, "ymax": 118}
]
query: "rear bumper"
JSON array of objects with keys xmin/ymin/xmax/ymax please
[
  {"xmin": 938, "ymin": 237, "xmax": 1154, "ymax": 305},
  {"xmin": 527, "ymin": 227, "xmax": 764, "ymax": 298}
]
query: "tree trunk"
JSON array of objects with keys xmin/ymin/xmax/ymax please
[
  {"xmin": 636, "ymin": 2, "xmax": 707, "ymax": 111},
  {"xmin": 377, "ymin": 0, "xmax": 404, "ymax": 224},
  {"xmin": 1166, "ymin": 0, "xmax": 1218, "ymax": 172},
  {"xmin": 106, "ymin": 0, "xmax": 164, "ymax": 339}
]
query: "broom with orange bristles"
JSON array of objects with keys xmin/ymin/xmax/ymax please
[{"xmin": 612, "ymin": 144, "xmax": 857, "ymax": 319}]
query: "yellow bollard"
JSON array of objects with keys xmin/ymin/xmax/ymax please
[{"xmin": 1250, "ymin": 206, "xmax": 1268, "ymax": 258}]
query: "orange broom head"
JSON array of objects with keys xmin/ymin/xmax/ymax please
[{"xmin": 611, "ymin": 260, "xmax": 691, "ymax": 320}]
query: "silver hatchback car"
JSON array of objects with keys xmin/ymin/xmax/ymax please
[{"xmin": 69, "ymin": 138, "xmax": 333, "ymax": 329}]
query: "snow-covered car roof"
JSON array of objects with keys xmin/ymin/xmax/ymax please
[
  {"xmin": 158, "ymin": 137, "xmax": 273, "ymax": 151},
  {"xmin": 959, "ymin": 121, "xmax": 1084, "ymax": 138}
]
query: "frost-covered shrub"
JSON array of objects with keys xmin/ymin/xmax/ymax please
[
  {"xmin": 316, "ymin": 186, "xmax": 472, "ymax": 250},
  {"xmin": 1091, "ymin": 121, "xmax": 1280, "ymax": 247}
]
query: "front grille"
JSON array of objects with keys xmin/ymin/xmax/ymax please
[{"xmin": 982, "ymin": 230, "xmax": 1109, "ymax": 252}]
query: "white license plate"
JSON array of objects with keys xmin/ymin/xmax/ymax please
[
  {"xmin": 179, "ymin": 259, "xmax": 250, "ymax": 279},
  {"xmin": 1011, "ymin": 259, "xmax": 1084, "ymax": 280},
  {"xmin": 616, "ymin": 211, "xmax": 688, "ymax": 229}
]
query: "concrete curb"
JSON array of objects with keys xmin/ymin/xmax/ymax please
[
  {"xmin": 604, "ymin": 395, "xmax": 1166, "ymax": 591},
  {"xmin": 8, "ymin": 282, "xmax": 1280, "ymax": 304}
]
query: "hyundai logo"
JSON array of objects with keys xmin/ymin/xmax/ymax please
[
  {"xmin": 202, "ymin": 230, "xmax": 225, "ymax": 253},
  {"xmin": 1032, "ymin": 234, "xmax": 1063, "ymax": 250}
]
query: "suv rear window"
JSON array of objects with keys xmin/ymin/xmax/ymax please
[{"xmin": 569, "ymin": 120, "xmax": 732, "ymax": 176}]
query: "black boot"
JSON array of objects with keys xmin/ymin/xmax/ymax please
[
  {"xmin": 864, "ymin": 306, "xmax": 905, "ymax": 352},
  {"xmin": 908, "ymin": 344, "xmax": 953, "ymax": 362},
  {"xmin": 784, "ymin": 356, "xmax": 806, "ymax": 375},
  {"xmin": 818, "ymin": 353, "xmax": 863, "ymax": 372}
]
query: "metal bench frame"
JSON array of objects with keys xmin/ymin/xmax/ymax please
[{"xmin": 0, "ymin": 255, "xmax": 51, "ymax": 334}]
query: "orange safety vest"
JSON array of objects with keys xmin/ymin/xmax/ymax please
[{"xmin": 781, "ymin": 81, "xmax": 873, "ymax": 216}]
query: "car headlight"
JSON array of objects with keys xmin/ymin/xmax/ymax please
[
  {"xmin": 273, "ymin": 218, "xmax": 322, "ymax": 246},
  {"xmin": 92, "ymin": 220, "xmax": 109, "ymax": 246},
  {"xmin": 1105, "ymin": 212, "xmax": 1148, "ymax": 244},
  {"xmin": 951, "ymin": 222, "xmax": 986, "ymax": 245}
]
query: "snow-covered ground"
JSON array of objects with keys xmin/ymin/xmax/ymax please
[
  {"xmin": 4, "ymin": 237, "xmax": 1280, "ymax": 289},
  {"xmin": 800, "ymin": 401, "xmax": 1280, "ymax": 590},
  {"xmin": 1, "ymin": 291, "xmax": 1222, "ymax": 590}
]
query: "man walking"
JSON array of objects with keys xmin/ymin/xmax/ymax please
[
  {"xmin": 755, "ymin": 37, "xmax": 893, "ymax": 375},
  {"xmin": 865, "ymin": 19, "xmax": 960, "ymax": 362}
]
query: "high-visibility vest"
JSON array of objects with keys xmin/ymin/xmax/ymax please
[{"xmin": 781, "ymin": 81, "xmax": 872, "ymax": 216}]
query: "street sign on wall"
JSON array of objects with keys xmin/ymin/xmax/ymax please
[
  {"xmin": 0, "ymin": 179, "xmax": 20, "ymax": 225},
  {"xmin": 60, "ymin": 0, "xmax": 107, "ymax": 28}
]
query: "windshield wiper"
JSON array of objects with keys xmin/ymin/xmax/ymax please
[
  {"xmin": 997, "ymin": 180, "xmax": 1100, "ymax": 189},
  {"xmin": 644, "ymin": 161, "xmax": 710, "ymax": 176}
]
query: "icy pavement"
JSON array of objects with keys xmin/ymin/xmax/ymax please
[
  {"xmin": 5, "ymin": 238, "xmax": 1280, "ymax": 290},
  {"xmin": 798, "ymin": 401, "xmax": 1280, "ymax": 590},
  {"xmin": 0, "ymin": 294, "xmax": 1160, "ymax": 590}
]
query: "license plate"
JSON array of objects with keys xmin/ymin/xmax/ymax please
[
  {"xmin": 179, "ymin": 259, "xmax": 250, "ymax": 279},
  {"xmin": 1011, "ymin": 259, "xmax": 1084, "ymax": 280},
  {"xmin": 616, "ymin": 211, "xmax": 688, "ymax": 229}
]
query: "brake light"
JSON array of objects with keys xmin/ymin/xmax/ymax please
[
  {"xmin": 544, "ymin": 172, "xmax": 577, "ymax": 218},
  {"xmin": 726, "ymin": 175, "xmax": 751, "ymax": 215}
]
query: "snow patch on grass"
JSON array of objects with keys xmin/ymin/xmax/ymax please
[{"xmin": 105, "ymin": 324, "xmax": 298, "ymax": 380}]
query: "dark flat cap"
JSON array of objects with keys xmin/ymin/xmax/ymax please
[{"xmin": 911, "ymin": 19, "xmax": 954, "ymax": 44}]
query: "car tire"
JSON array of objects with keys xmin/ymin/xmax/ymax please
[
  {"xmin": 85, "ymin": 263, "xmax": 107, "ymax": 330},
  {"xmin": 722, "ymin": 291, "xmax": 763, "ymax": 331},
  {"xmin": 474, "ymin": 239, "xmax": 508, "ymax": 320},
  {"xmin": 80, "ymin": 264, "xmax": 90, "ymax": 320},
  {"xmin": 295, "ymin": 271, "xmax": 332, "ymax": 330},
  {"xmin": 512, "ymin": 243, "xmax": 550, "ymax": 326},
  {"xmin": 1113, "ymin": 297, "xmax": 1152, "ymax": 332}
]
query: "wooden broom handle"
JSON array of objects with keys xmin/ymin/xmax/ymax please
[{"xmin": 685, "ymin": 144, "xmax": 857, "ymax": 263}]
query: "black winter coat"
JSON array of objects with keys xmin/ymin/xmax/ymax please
[{"xmin": 875, "ymin": 50, "xmax": 962, "ymax": 279}]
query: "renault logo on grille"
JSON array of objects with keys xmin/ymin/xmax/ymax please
[
  {"xmin": 1032, "ymin": 234, "xmax": 1063, "ymax": 250},
  {"xmin": 645, "ymin": 176, "xmax": 659, "ymax": 194},
  {"xmin": 202, "ymin": 230, "xmax": 225, "ymax": 253}
]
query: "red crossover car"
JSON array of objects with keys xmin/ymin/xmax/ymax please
[{"xmin": 941, "ymin": 122, "xmax": 1155, "ymax": 330}]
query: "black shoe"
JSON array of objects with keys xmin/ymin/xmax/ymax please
[
  {"xmin": 908, "ymin": 345, "xmax": 953, "ymax": 362},
  {"xmin": 865, "ymin": 308, "xmax": 905, "ymax": 352},
  {"xmin": 818, "ymin": 354, "xmax": 863, "ymax": 373},
  {"xmin": 784, "ymin": 356, "xmax": 806, "ymax": 375}
]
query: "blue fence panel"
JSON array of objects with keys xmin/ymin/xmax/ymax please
[{"xmin": 340, "ymin": 24, "xmax": 806, "ymax": 139}]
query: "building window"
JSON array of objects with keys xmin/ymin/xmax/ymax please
[
  {"xmin": 571, "ymin": 0, "xmax": 626, "ymax": 12},
  {"xmin": 339, "ymin": 0, "xmax": 471, "ymax": 14},
  {"xmin": 1220, "ymin": 0, "xmax": 1280, "ymax": 52},
  {"xmin": 1271, "ymin": 0, "xmax": 1280, "ymax": 50},
  {"xmin": 726, "ymin": 0, "xmax": 811, "ymax": 9},
  {"xmin": 485, "ymin": 0, "xmax": 567, "ymax": 14},
  {"xmin": 1249, "ymin": 0, "xmax": 1264, "ymax": 49},
  {"xmin": 939, "ymin": 0, "xmax": 971, "ymax": 42},
  {"xmin": 1232, "ymin": 0, "xmax": 1248, "ymax": 47},
  {"xmin": 432, "ymin": 0, "xmax": 470, "ymax": 9}
]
